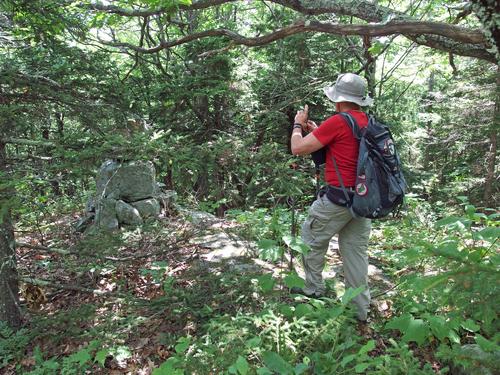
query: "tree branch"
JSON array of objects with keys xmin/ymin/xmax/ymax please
[
  {"xmin": 85, "ymin": 0, "xmax": 237, "ymax": 17},
  {"xmin": 101, "ymin": 19, "xmax": 493, "ymax": 62},
  {"xmin": 83, "ymin": 0, "xmax": 495, "ymax": 63}
]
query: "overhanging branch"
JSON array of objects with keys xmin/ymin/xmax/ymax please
[
  {"xmin": 83, "ymin": 0, "xmax": 495, "ymax": 62},
  {"xmin": 102, "ymin": 19, "xmax": 494, "ymax": 62}
]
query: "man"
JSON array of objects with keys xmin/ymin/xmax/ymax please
[{"xmin": 290, "ymin": 73, "xmax": 373, "ymax": 321}]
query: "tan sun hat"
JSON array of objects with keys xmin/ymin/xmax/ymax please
[{"xmin": 323, "ymin": 73, "xmax": 374, "ymax": 107}]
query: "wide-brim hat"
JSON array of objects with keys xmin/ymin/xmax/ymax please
[{"xmin": 323, "ymin": 73, "xmax": 374, "ymax": 107}]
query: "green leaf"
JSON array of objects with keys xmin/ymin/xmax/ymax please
[
  {"xmin": 465, "ymin": 204, "xmax": 476, "ymax": 217},
  {"xmin": 477, "ymin": 227, "xmax": 500, "ymax": 242},
  {"xmin": 403, "ymin": 320, "xmax": 429, "ymax": 345},
  {"xmin": 282, "ymin": 234, "xmax": 309, "ymax": 254},
  {"xmin": 294, "ymin": 303, "xmax": 313, "ymax": 317},
  {"xmin": 246, "ymin": 336, "xmax": 262, "ymax": 348},
  {"xmin": 368, "ymin": 41, "xmax": 384, "ymax": 55},
  {"xmin": 153, "ymin": 357, "xmax": 184, "ymax": 375},
  {"xmin": 435, "ymin": 216, "xmax": 471, "ymax": 231},
  {"xmin": 358, "ymin": 340, "xmax": 375, "ymax": 356},
  {"xmin": 355, "ymin": 363, "xmax": 370, "ymax": 373},
  {"xmin": 294, "ymin": 363, "xmax": 308, "ymax": 374},
  {"xmin": 475, "ymin": 334, "xmax": 499, "ymax": 352},
  {"xmin": 386, "ymin": 314, "xmax": 429, "ymax": 345},
  {"xmin": 427, "ymin": 315, "xmax": 458, "ymax": 342},
  {"xmin": 68, "ymin": 348, "xmax": 91, "ymax": 365},
  {"xmin": 174, "ymin": 336, "xmax": 191, "ymax": 354},
  {"xmin": 95, "ymin": 349, "xmax": 109, "ymax": 366},
  {"xmin": 256, "ymin": 368, "xmax": 273, "ymax": 375},
  {"xmin": 283, "ymin": 273, "xmax": 305, "ymax": 289},
  {"xmin": 257, "ymin": 238, "xmax": 277, "ymax": 250},
  {"xmin": 279, "ymin": 304, "xmax": 294, "ymax": 318},
  {"xmin": 341, "ymin": 286, "xmax": 365, "ymax": 305},
  {"xmin": 257, "ymin": 274, "xmax": 276, "ymax": 293},
  {"xmin": 340, "ymin": 354, "xmax": 356, "ymax": 367},
  {"xmin": 262, "ymin": 351, "xmax": 294, "ymax": 375},
  {"xmin": 461, "ymin": 319, "xmax": 480, "ymax": 332},
  {"xmin": 235, "ymin": 355, "xmax": 249, "ymax": 375}
]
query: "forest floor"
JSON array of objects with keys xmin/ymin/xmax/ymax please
[{"xmin": 5, "ymin": 210, "xmax": 444, "ymax": 374}]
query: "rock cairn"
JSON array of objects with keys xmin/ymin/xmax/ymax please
[{"xmin": 77, "ymin": 160, "xmax": 174, "ymax": 231}]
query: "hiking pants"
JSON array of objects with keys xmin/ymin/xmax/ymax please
[{"xmin": 301, "ymin": 193, "xmax": 371, "ymax": 320}]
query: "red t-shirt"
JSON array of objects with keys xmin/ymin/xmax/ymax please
[{"xmin": 312, "ymin": 110, "xmax": 369, "ymax": 187}]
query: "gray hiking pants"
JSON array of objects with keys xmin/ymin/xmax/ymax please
[{"xmin": 301, "ymin": 193, "xmax": 371, "ymax": 320}]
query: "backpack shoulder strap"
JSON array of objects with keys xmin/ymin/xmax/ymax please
[{"xmin": 338, "ymin": 112, "xmax": 363, "ymax": 140}]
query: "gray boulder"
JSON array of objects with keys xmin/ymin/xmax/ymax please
[
  {"xmin": 96, "ymin": 198, "xmax": 119, "ymax": 230},
  {"xmin": 131, "ymin": 198, "xmax": 161, "ymax": 219},
  {"xmin": 116, "ymin": 200, "xmax": 143, "ymax": 226},
  {"xmin": 96, "ymin": 160, "xmax": 156, "ymax": 202}
]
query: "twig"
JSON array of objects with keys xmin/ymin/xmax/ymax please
[
  {"xmin": 20, "ymin": 276, "xmax": 109, "ymax": 295},
  {"xmin": 16, "ymin": 242, "xmax": 70, "ymax": 255}
]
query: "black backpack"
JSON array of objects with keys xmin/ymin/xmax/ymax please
[{"xmin": 332, "ymin": 112, "xmax": 406, "ymax": 219}]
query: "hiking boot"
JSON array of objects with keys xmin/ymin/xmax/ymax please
[{"xmin": 289, "ymin": 287, "xmax": 323, "ymax": 298}]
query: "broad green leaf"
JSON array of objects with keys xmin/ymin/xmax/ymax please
[
  {"xmin": 282, "ymin": 234, "xmax": 309, "ymax": 254},
  {"xmin": 279, "ymin": 305, "xmax": 294, "ymax": 318},
  {"xmin": 368, "ymin": 41, "xmax": 384, "ymax": 55},
  {"xmin": 358, "ymin": 340, "xmax": 375, "ymax": 355},
  {"xmin": 153, "ymin": 357, "xmax": 183, "ymax": 375},
  {"xmin": 294, "ymin": 303, "xmax": 313, "ymax": 317},
  {"xmin": 283, "ymin": 273, "xmax": 305, "ymax": 289},
  {"xmin": 386, "ymin": 314, "xmax": 430, "ymax": 345},
  {"xmin": 235, "ymin": 355, "xmax": 249, "ymax": 375},
  {"xmin": 340, "ymin": 354, "xmax": 356, "ymax": 367},
  {"xmin": 461, "ymin": 319, "xmax": 480, "ymax": 332},
  {"xmin": 465, "ymin": 204, "xmax": 476, "ymax": 217},
  {"xmin": 68, "ymin": 349, "xmax": 91, "ymax": 365},
  {"xmin": 341, "ymin": 286, "xmax": 365, "ymax": 305},
  {"xmin": 435, "ymin": 216, "xmax": 471, "ymax": 231},
  {"xmin": 262, "ymin": 351, "xmax": 294, "ymax": 375},
  {"xmin": 355, "ymin": 363, "xmax": 370, "ymax": 373},
  {"xmin": 95, "ymin": 349, "xmax": 110, "ymax": 366},
  {"xmin": 257, "ymin": 238, "xmax": 277, "ymax": 250},
  {"xmin": 246, "ymin": 337, "xmax": 262, "ymax": 348},
  {"xmin": 256, "ymin": 368, "xmax": 273, "ymax": 375},
  {"xmin": 257, "ymin": 274, "xmax": 276, "ymax": 293},
  {"xmin": 401, "ymin": 247, "xmax": 425, "ymax": 262},
  {"xmin": 475, "ymin": 334, "xmax": 499, "ymax": 352},
  {"xmin": 427, "ymin": 315, "xmax": 457, "ymax": 342},
  {"xmin": 175, "ymin": 336, "xmax": 191, "ymax": 354},
  {"xmin": 294, "ymin": 363, "xmax": 308, "ymax": 374},
  {"xmin": 477, "ymin": 227, "xmax": 500, "ymax": 242},
  {"xmin": 403, "ymin": 318, "xmax": 429, "ymax": 345},
  {"xmin": 435, "ymin": 241, "xmax": 463, "ymax": 260},
  {"xmin": 416, "ymin": 273, "xmax": 450, "ymax": 291}
]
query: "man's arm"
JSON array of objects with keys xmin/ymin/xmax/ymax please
[
  {"xmin": 291, "ymin": 105, "xmax": 324, "ymax": 155},
  {"xmin": 291, "ymin": 130, "xmax": 324, "ymax": 155}
]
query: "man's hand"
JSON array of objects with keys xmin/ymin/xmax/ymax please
[
  {"xmin": 294, "ymin": 104, "xmax": 309, "ymax": 127},
  {"xmin": 305, "ymin": 120, "xmax": 318, "ymax": 133}
]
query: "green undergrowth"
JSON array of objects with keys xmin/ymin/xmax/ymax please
[{"xmin": 2, "ymin": 196, "xmax": 499, "ymax": 374}]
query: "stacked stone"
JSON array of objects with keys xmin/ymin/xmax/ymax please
[{"xmin": 81, "ymin": 160, "xmax": 172, "ymax": 231}]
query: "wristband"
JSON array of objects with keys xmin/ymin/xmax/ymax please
[{"xmin": 293, "ymin": 123, "xmax": 303, "ymax": 129}]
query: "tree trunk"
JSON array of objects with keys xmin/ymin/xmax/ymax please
[
  {"xmin": 483, "ymin": 67, "xmax": 499, "ymax": 205},
  {"xmin": 0, "ymin": 140, "xmax": 21, "ymax": 328},
  {"xmin": 363, "ymin": 36, "xmax": 376, "ymax": 105}
]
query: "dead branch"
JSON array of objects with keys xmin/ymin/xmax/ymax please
[
  {"xmin": 16, "ymin": 242, "xmax": 70, "ymax": 255},
  {"xmin": 20, "ymin": 276, "xmax": 108, "ymax": 295}
]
